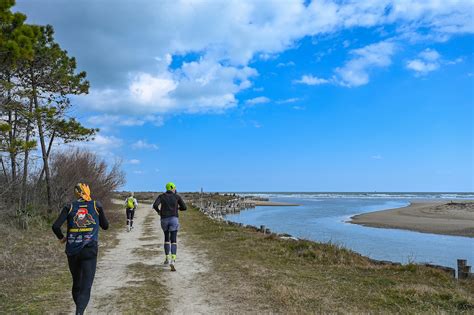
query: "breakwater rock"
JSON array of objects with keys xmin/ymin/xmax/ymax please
[{"xmin": 184, "ymin": 193, "xmax": 266, "ymax": 219}]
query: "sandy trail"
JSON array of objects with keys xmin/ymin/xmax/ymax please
[{"xmin": 83, "ymin": 201, "xmax": 226, "ymax": 314}]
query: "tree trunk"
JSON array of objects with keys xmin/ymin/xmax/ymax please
[
  {"xmin": 8, "ymin": 111, "xmax": 16, "ymax": 183},
  {"xmin": 21, "ymin": 97, "xmax": 34, "ymax": 208},
  {"xmin": 37, "ymin": 129, "xmax": 56, "ymax": 183},
  {"xmin": 6, "ymin": 73, "xmax": 17, "ymax": 185},
  {"xmin": 31, "ymin": 67, "xmax": 52, "ymax": 211},
  {"xmin": 0, "ymin": 156, "xmax": 8, "ymax": 181}
]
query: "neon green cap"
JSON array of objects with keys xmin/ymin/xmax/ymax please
[{"xmin": 166, "ymin": 182, "xmax": 176, "ymax": 191}]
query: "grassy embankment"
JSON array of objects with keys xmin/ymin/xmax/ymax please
[
  {"xmin": 0, "ymin": 201, "xmax": 123, "ymax": 313},
  {"xmin": 179, "ymin": 204, "xmax": 474, "ymax": 313}
]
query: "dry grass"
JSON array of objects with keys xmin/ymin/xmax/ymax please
[
  {"xmin": 138, "ymin": 236, "xmax": 158, "ymax": 242},
  {"xmin": 180, "ymin": 205, "xmax": 474, "ymax": 314},
  {"xmin": 0, "ymin": 213, "xmax": 72, "ymax": 313},
  {"xmin": 131, "ymin": 247, "xmax": 160, "ymax": 259},
  {"xmin": 111, "ymin": 262, "xmax": 169, "ymax": 314},
  {"xmin": 0, "ymin": 201, "xmax": 123, "ymax": 313},
  {"xmin": 99, "ymin": 201, "xmax": 124, "ymax": 250}
]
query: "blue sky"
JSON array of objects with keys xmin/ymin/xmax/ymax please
[{"xmin": 16, "ymin": 1, "xmax": 473, "ymax": 192}]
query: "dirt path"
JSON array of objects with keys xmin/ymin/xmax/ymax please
[{"xmin": 84, "ymin": 202, "xmax": 227, "ymax": 314}]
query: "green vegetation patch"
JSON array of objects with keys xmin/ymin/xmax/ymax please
[{"xmin": 179, "ymin": 205, "xmax": 474, "ymax": 313}]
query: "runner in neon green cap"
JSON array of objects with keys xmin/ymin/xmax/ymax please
[
  {"xmin": 152, "ymin": 182, "xmax": 186, "ymax": 271},
  {"xmin": 166, "ymin": 182, "xmax": 176, "ymax": 191}
]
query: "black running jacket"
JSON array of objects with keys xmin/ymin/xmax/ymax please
[{"xmin": 152, "ymin": 190, "xmax": 187, "ymax": 218}]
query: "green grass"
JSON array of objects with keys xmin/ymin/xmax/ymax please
[
  {"xmin": 179, "ymin": 205, "xmax": 474, "ymax": 314},
  {"xmin": 0, "ymin": 201, "xmax": 123, "ymax": 313}
]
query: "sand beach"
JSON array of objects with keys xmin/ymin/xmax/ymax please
[{"xmin": 350, "ymin": 201, "xmax": 474, "ymax": 237}]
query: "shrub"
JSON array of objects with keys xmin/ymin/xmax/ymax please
[{"xmin": 50, "ymin": 149, "xmax": 125, "ymax": 210}]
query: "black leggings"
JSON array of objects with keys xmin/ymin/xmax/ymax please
[
  {"xmin": 67, "ymin": 243, "xmax": 98, "ymax": 315},
  {"xmin": 126, "ymin": 208, "xmax": 135, "ymax": 226},
  {"xmin": 163, "ymin": 230, "xmax": 177, "ymax": 255}
]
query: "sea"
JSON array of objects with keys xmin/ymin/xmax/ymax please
[{"xmin": 224, "ymin": 192, "xmax": 474, "ymax": 269}]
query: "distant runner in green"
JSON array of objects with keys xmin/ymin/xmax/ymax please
[
  {"xmin": 125, "ymin": 192, "xmax": 138, "ymax": 232},
  {"xmin": 152, "ymin": 182, "xmax": 187, "ymax": 271}
]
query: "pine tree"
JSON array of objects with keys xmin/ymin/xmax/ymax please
[
  {"xmin": 23, "ymin": 25, "xmax": 96, "ymax": 211},
  {"xmin": 0, "ymin": 0, "xmax": 37, "ymax": 204},
  {"xmin": 1, "ymin": 1, "xmax": 97, "ymax": 212}
]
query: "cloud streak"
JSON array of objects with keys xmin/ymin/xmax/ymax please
[
  {"xmin": 276, "ymin": 98, "xmax": 302, "ymax": 104},
  {"xmin": 293, "ymin": 75, "xmax": 330, "ymax": 86},
  {"xmin": 132, "ymin": 140, "xmax": 159, "ymax": 150},
  {"xmin": 245, "ymin": 96, "xmax": 271, "ymax": 106},
  {"xmin": 335, "ymin": 41, "xmax": 396, "ymax": 87}
]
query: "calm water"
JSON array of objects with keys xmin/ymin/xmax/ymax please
[{"xmin": 225, "ymin": 194, "xmax": 474, "ymax": 269}]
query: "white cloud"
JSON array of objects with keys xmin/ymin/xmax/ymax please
[
  {"xmin": 335, "ymin": 41, "xmax": 396, "ymax": 87},
  {"xmin": 64, "ymin": 134, "xmax": 123, "ymax": 160},
  {"xmin": 128, "ymin": 159, "xmax": 140, "ymax": 165},
  {"xmin": 81, "ymin": 57, "xmax": 258, "ymax": 114},
  {"xmin": 419, "ymin": 48, "xmax": 440, "ymax": 62},
  {"xmin": 407, "ymin": 48, "xmax": 464, "ymax": 76},
  {"xmin": 88, "ymin": 114, "xmax": 144, "ymax": 127},
  {"xmin": 133, "ymin": 170, "xmax": 144, "ymax": 175},
  {"xmin": 145, "ymin": 115, "xmax": 165, "ymax": 127},
  {"xmin": 276, "ymin": 98, "xmax": 301, "ymax": 104},
  {"xmin": 129, "ymin": 73, "xmax": 177, "ymax": 106},
  {"xmin": 445, "ymin": 57, "xmax": 463, "ymax": 65},
  {"xmin": 90, "ymin": 135, "xmax": 122, "ymax": 148},
  {"xmin": 132, "ymin": 140, "xmax": 159, "ymax": 150},
  {"xmin": 387, "ymin": 1, "xmax": 474, "ymax": 35},
  {"xmin": 87, "ymin": 114, "xmax": 164, "ymax": 130},
  {"xmin": 406, "ymin": 59, "xmax": 439, "ymax": 75},
  {"xmin": 292, "ymin": 106, "xmax": 306, "ymax": 111},
  {"xmin": 277, "ymin": 61, "xmax": 296, "ymax": 67},
  {"xmin": 293, "ymin": 75, "xmax": 330, "ymax": 86},
  {"xmin": 371, "ymin": 154, "xmax": 383, "ymax": 160},
  {"xmin": 406, "ymin": 48, "xmax": 440, "ymax": 75},
  {"xmin": 20, "ymin": 0, "xmax": 474, "ymax": 114},
  {"xmin": 259, "ymin": 53, "xmax": 279, "ymax": 61},
  {"xmin": 245, "ymin": 96, "xmax": 270, "ymax": 106}
]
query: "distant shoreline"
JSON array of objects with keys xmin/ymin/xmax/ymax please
[
  {"xmin": 249, "ymin": 199, "xmax": 299, "ymax": 206},
  {"xmin": 350, "ymin": 200, "xmax": 474, "ymax": 238}
]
